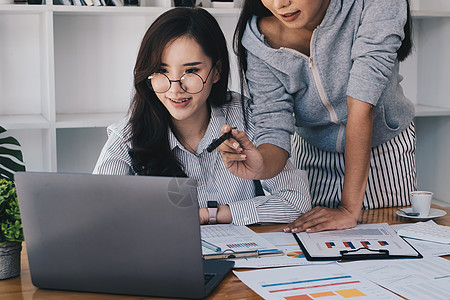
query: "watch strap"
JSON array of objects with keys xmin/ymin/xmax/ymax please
[{"xmin": 207, "ymin": 201, "xmax": 218, "ymax": 224}]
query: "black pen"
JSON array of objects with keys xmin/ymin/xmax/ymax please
[{"xmin": 206, "ymin": 130, "xmax": 233, "ymax": 153}]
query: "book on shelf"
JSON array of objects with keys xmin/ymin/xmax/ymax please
[{"xmin": 57, "ymin": 0, "xmax": 107, "ymax": 5}]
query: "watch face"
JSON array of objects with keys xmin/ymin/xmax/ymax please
[{"xmin": 207, "ymin": 201, "xmax": 218, "ymax": 208}]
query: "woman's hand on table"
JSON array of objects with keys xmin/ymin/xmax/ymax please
[{"xmin": 283, "ymin": 205, "xmax": 360, "ymax": 233}]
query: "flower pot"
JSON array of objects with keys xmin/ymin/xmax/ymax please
[{"xmin": 0, "ymin": 241, "xmax": 22, "ymax": 280}]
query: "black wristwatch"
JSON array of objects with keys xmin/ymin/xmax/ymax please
[{"xmin": 207, "ymin": 201, "xmax": 218, "ymax": 224}]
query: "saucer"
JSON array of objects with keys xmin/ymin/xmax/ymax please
[{"xmin": 396, "ymin": 207, "xmax": 447, "ymax": 219}]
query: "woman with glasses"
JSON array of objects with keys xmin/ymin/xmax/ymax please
[
  {"xmin": 93, "ymin": 7, "xmax": 312, "ymax": 225},
  {"xmin": 218, "ymin": 0, "xmax": 416, "ymax": 232}
]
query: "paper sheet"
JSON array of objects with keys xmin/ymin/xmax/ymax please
[
  {"xmin": 340, "ymin": 257, "xmax": 450, "ymax": 300},
  {"xmin": 231, "ymin": 232, "xmax": 332, "ymax": 268},
  {"xmin": 391, "ymin": 221, "xmax": 450, "ymax": 258},
  {"xmin": 234, "ymin": 263, "xmax": 401, "ymax": 299}
]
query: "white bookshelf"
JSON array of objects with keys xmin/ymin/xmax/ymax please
[{"xmin": 1, "ymin": 1, "xmax": 450, "ymax": 204}]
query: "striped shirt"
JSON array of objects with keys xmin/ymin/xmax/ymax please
[
  {"xmin": 291, "ymin": 123, "xmax": 416, "ymax": 209},
  {"xmin": 93, "ymin": 93, "xmax": 311, "ymax": 225}
]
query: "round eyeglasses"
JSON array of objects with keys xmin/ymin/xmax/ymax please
[{"xmin": 147, "ymin": 66, "xmax": 214, "ymax": 94}]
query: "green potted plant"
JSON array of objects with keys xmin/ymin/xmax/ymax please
[{"xmin": 0, "ymin": 125, "xmax": 25, "ymax": 280}]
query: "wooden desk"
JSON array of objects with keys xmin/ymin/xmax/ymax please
[{"xmin": 2, "ymin": 205, "xmax": 449, "ymax": 300}]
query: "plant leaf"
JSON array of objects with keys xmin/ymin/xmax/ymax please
[
  {"xmin": 0, "ymin": 167, "xmax": 14, "ymax": 181},
  {"xmin": 0, "ymin": 157, "xmax": 25, "ymax": 172},
  {"xmin": 0, "ymin": 146, "xmax": 24, "ymax": 162},
  {"xmin": 0, "ymin": 137, "xmax": 21, "ymax": 147},
  {"xmin": 0, "ymin": 127, "xmax": 26, "ymax": 181}
]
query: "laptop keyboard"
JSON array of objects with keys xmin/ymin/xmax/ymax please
[{"xmin": 204, "ymin": 273, "xmax": 216, "ymax": 285}]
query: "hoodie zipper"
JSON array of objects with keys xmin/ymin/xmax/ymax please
[
  {"xmin": 308, "ymin": 56, "xmax": 345, "ymax": 153},
  {"xmin": 280, "ymin": 29, "xmax": 345, "ymax": 153}
]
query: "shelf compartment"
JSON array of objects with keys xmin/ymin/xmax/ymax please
[
  {"xmin": 0, "ymin": 114, "xmax": 50, "ymax": 129},
  {"xmin": 6, "ymin": 128, "xmax": 53, "ymax": 172},
  {"xmin": 53, "ymin": 14, "xmax": 148, "ymax": 115},
  {"xmin": 56, "ymin": 112, "xmax": 126, "ymax": 128},
  {"xmin": 414, "ymin": 104, "xmax": 450, "ymax": 117},
  {"xmin": 411, "ymin": 0, "xmax": 450, "ymax": 12},
  {"xmin": 0, "ymin": 12, "xmax": 52, "ymax": 118},
  {"xmin": 0, "ymin": 4, "xmax": 48, "ymax": 13},
  {"xmin": 56, "ymin": 127, "xmax": 108, "ymax": 173}
]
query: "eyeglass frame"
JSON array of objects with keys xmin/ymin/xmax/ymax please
[{"xmin": 147, "ymin": 65, "xmax": 215, "ymax": 95}]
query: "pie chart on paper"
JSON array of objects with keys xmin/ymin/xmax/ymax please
[{"xmin": 286, "ymin": 251, "xmax": 305, "ymax": 258}]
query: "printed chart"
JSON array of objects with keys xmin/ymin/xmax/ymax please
[
  {"xmin": 286, "ymin": 251, "xmax": 305, "ymax": 258},
  {"xmin": 234, "ymin": 263, "xmax": 401, "ymax": 299},
  {"xmin": 230, "ymin": 232, "xmax": 331, "ymax": 268},
  {"xmin": 325, "ymin": 240, "xmax": 388, "ymax": 249},
  {"xmin": 200, "ymin": 224, "xmax": 278, "ymax": 255},
  {"xmin": 296, "ymin": 223, "xmax": 419, "ymax": 258}
]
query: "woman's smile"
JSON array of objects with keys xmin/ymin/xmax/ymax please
[
  {"xmin": 280, "ymin": 10, "xmax": 301, "ymax": 22},
  {"xmin": 169, "ymin": 97, "xmax": 191, "ymax": 104}
]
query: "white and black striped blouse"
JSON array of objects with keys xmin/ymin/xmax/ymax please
[{"xmin": 93, "ymin": 93, "xmax": 311, "ymax": 225}]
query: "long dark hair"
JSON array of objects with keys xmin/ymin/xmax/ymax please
[
  {"xmin": 233, "ymin": 0, "xmax": 413, "ymax": 98},
  {"xmin": 129, "ymin": 7, "xmax": 230, "ymax": 177}
]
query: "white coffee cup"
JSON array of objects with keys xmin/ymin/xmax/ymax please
[{"xmin": 410, "ymin": 191, "xmax": 433, "ymax": 217}]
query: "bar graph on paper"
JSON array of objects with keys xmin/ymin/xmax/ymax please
[
  {"xmin": 324, "ymin": 240, "xmax": 388, "ymax": 249},
  {"xmin": 234, "ymin": 263, "xmax": 401, "ymax": 299},
  {"xmin": 200, "ymin": 224, "xmax": 278, "ymax": 255},
  {"xmin": 297, "ymin": 223, "xmax": 419, "ymax": 257},
  {"xmin": 227, "ymin": 242, "xmax": 258, "ymax": 249}
]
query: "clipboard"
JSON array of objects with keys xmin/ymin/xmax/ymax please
[
  {"xmin": 203, "ymin": 248, "xmax": 284, "ymax": 260},
  {"xmin": 292, "ymin": 223, "xmax": 423, "ymax": 261}
]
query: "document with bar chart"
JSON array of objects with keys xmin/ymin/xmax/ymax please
[
  {"xmin": 234, "ymin": 263, "xmax": 402, "ymax": 299},
  {"xmin": 200, "ymin": 224, "xmax": 281, "ymax": 258},
  {"xmin": 294, "ymin": 223, "xmax": 421, "ymax": 260}
]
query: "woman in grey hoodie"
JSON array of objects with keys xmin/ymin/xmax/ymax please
[{"xmin": 218, "ymin": 0, "xmax": 415, "ymax": 232}]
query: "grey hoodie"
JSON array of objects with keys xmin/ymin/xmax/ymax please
[{"xmin": 242, "ymin": 0, "xmax": 415, "ymax": 153}]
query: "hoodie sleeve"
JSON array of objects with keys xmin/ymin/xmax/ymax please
[
  {"xmin": 347, "ymin": 0, "xmax": 407, "ymax": 105},
  {"xmin": 245, "ymin": 50, "xmax": 296, "ymax": 154}
]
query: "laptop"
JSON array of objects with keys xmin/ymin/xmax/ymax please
[{"xmin": 15, "ymin": 172, "xmax": 234, "ymax": 299}]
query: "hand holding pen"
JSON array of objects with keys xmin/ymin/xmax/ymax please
[
  {"xmin": 211, "ymin": 125, "xmax": 265, "ymax": 181},
  {"xmin": 206, "ymin": 130, "xmax": 234, "ymax": 152},
  {"xmin": 206, "ymin": 126, "xmax": 242, "ymax": 153}
]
